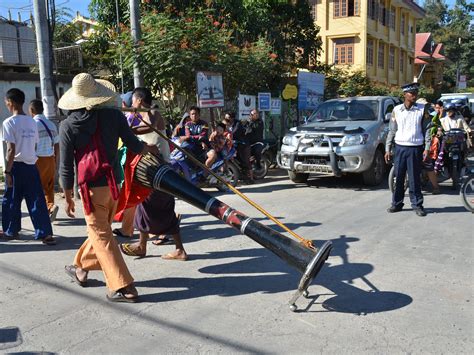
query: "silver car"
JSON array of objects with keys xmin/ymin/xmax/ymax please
[{"xmin": 278, "ymin": 96, "xmax": 400, "ymax": 185}]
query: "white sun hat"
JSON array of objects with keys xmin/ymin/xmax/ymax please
[
  {"xmin": 58, "ymin": 73, "xmax": 119, "ymax": 110},
  {"xmin": 94, "ymin": 79, "xmax": 121, "ymax": 108}
]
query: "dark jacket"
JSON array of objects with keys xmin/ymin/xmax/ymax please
[
  {"xmin": 59, "ymin": 108, "xmax": 144, "ymax": 190},
  {"xmin": 232, "ymin": 120, "xmax": 251, "ymax": 144},
  {"xmin": 247, "ymin": 118, "xmax": 264, "ymax": 144}
]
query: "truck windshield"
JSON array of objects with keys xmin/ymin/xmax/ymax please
[
  {"xmin": 442, "ymin": 98, "xmax": 467, "ymax": 106},
  {"xmin": 306, "ymin": 100, "xmax": 379, "ymax": 123}
]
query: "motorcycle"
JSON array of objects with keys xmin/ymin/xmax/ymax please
[
  {"xmin": 169, "ymin": 139, "xmax": 239, "ymax": 191},
  {"xmin": 388, "ymin": 128, "xmax": 467, "ymax": 192},
  {"xmin": 233, "ymin": 141, "xmax": 272, "ymax": 180},
  {"xmin": 460, "ymin": 165, "xmax": 474, "ymax": 213},
  {"xmin": 443, "ymin": 128, "xmax": 467, "ymax": 188}
]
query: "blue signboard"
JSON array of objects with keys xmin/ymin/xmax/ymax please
[
  {"xmin": 297, "ymin": 71, "xmax": 325, "ymax": 110},
  {"xmin": 258, "ymin": 92, "xmax": 271, "ymax": 111}
]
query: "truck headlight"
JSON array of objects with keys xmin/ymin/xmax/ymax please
[
  {"xmin": 282, "ymin": 135, "xmax": 294, "ymax": 145},
  {"xmin": 340, "ymin": 133, "xmax": 369, "ymax": 146}
]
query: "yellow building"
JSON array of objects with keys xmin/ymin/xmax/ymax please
[
  {"xmin": 72, "ymin": 11, "xmax": 98, "ymax": 39},
  {"xmin": 309, "ymin": 0, "xmax": 425, "ymax": 87}
]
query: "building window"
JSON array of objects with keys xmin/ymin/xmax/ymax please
[
  {"xmin": 367, "ymin": 39, "xmax": 374, "ymax": 66},
  {"xmin": 409, "ymin": 57, "xmax": 413, "ymax": 65},
  {"xmin": 389, "ymin": 47, "xmax": 395, "ymax": 70},
  {"xmin": 368, "ymin": 0, "xmax": 377, "ymax": 20},
  {"xmin": 399, "ymin": 51, "xmax": 405, "ymax": 72},
  {"xmin": 389, "ymin": 6, "xmax": 396, "ymax": 30},
  {"xmin": 334, "ymin": 0, "xmax": 360, "ymax": 18},
  {"xmin": 309, "ymin": 0, "xmax": 317, "ymax": 20},
  {"xmin": 379, "ymin": 1, "xmax": 386, "ymax": 26},
  {"xmin": 378, "ymin": 42, "xmax": 385, "ymax": 69},
  {"xmin": 400, "ymin": 13, "xmax": 406, "ymax": 35},
  {"xmin": 59, "ymin": 87, "xmax": 64, "ymax": 98},
  {"xmin": 334, "ymin": 37, "xmax": 355, "ymax": 64},
  {"xmin": 35, "ymin": 87, "xmax": 41, "ymax": 99}
]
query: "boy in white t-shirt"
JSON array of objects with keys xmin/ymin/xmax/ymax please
[{"xmin": 2, "ymin": 88, "xmax": 55, "ymax": 245}]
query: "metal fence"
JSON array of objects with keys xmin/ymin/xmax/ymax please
[{"xmin": 53, "ymin": 44, "xmax": 83, "ymax": 69}]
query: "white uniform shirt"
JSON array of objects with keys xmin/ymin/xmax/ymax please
[
  {"xmin": 392, "ymin": 103, "xmax": 425, "ymax": 146},
  {"xmin": 2, "ymin": 114, "xmax": 39, "ymax": 164},
  {"xmin": 33, "ymin": 114, "xmax": 59, "ymax": 157}
]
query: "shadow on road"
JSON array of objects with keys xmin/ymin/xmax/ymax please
[{"xmin": 137, "ymin": 234, "xmax": 412, "ymax": 315}]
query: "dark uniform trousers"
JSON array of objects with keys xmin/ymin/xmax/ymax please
[{"xmin": 393, "ymin": 144, "xmax": 424, "ymax": 209}]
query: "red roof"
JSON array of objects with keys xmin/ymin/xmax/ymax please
[
  {"xmin": 432, "ymin": 44, "xmax": 445, "ymax": 60},
  {"xmin": 415, "ymin": 58, "xmax": 428, "ymax": 65},
  {"xmin": 415, "ymin": 33, "xmax": 445, "ymax": 61},
  {"xmin": 416, "ymin": 33, "xmax": 432, "ymax": 58}
]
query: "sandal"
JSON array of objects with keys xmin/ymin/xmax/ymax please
[
  {"xmin": 64, "ymin": 265, "xmax": 87, "ymax": 287},
  {"xmin": 106, "ymin": 290, "xmax": 138, "ymax": 303},
  {"xmin": 42, "ymin": 236, "xmax": 56, "ymax": 246},
  {"xmin": 113, "ymin": 228, "xmax": 132, "ymax": 239},
  {"xmin": 106, "ymin": 285, "xmax": 138, "ymax": 303},
  {"xmin": 151, "ymin": 235, "xmax": 174, "ymax": 246},
  {"xmin": 120, "ymin": 243, "xmax": 146, "ymax": 258}
]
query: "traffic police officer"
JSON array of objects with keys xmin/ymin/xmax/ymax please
[{"xmin": 385, "ymin": 83, "xmax": 431, "ymax": 217}]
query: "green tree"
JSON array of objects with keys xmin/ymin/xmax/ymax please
[
  {"xmin": 416, "ymin": 0, "xmax": 449, "ymax": 35},
  {"xmin": 111, "ymin": 8, "xmax": 281, "ymax": 120},
  {"xmin": 51, "ymin": 6, "xmax": 80, "ymax": 46},
  {"xmin": 419, "ymin": 0, "xmax": 474, "ymax": 90},
  {"xmin": 89, "ymin": 0, "xmax": 321, "ymax": 71}
]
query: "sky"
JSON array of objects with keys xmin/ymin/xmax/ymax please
[
  {"xmin": 0, "ymin": 0, "xmax": 91, "ymax": 21},
  {"xmin": 0, "ymin": 0, "xmax": 462, "ymax": 22}
]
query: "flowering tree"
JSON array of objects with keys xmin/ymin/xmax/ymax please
[{"xmin": 111, "ymin": 8, "xmax": 281, "ymax": 119}]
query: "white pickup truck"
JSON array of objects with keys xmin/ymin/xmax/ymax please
[
  {"xmin": 440, "ymin": 93, "xmax": 474, "ymax": 119},
  {"xmin": 277, "ymin": 96, "xmax": 401, "ymax": 186}
]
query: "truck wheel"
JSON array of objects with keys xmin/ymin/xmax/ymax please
[
  {"xmin": 288, "ymin": 171, "xmax": 309, "ymax": 183},
  {"xmin": 362, "ymin": 149, "xmax": 385, "ymax": 186}
]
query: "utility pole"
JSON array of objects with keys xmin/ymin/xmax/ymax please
[
  {"xmin": 456, "ymin": 37, "xmax": 461, "ymax": 91},
  {"xmin": 33, "ymin": 0, "xmax": 57, "ymax": 120},
  {"xmin": 115, "ymin": 0, "xmax": 125, "ymax": 93},
  {"xmin": 130, "ymin": 0, "xmax": 144, "ymax": 87}
]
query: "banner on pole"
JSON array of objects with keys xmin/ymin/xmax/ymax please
[
  {"xmin": 238, "ymin": 94, "xmax": 256, "ymax": 120},
  {"xmin": 196, "ymin": 71, "xmax": 224, "ymax": 108}
]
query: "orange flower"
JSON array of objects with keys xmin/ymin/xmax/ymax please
[
  {"xmin": 269, "ymin": 53, "xmax": 278, "ymax": 59},
  {"xmin": 209, "ymin": 54, "xmax": 217, "ymax": 62},
  {"xmin": 213, "ymin": 21, "xmax": 220, "ymax": 27}
]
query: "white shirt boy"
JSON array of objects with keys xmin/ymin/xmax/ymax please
[{"xmin": 2, "ymin": 114, "xmax": 39, "ymax": 164}]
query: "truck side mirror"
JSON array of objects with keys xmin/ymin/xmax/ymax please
[{"xmin": 384, "ymin": 113, "xmax": 392, "ymax": 123}]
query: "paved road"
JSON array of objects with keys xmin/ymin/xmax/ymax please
[{"xmin": 0, "ymin": 169, "xmax": 472, "ymax": 354}]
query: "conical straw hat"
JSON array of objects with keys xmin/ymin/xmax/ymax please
[{"xmin": 58, "ymin": 73, "xmax": 118, "ymax": 110}]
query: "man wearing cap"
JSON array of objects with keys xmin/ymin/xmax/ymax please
[
  {"xmin": 385, "ymin": 82, "xmax": 432, "ymax": 217},
  {"xmin": 59, "ymin": 73, "xmax": 158, "ymax": 302}
]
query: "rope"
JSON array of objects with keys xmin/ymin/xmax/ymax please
[{"xmin": 123, "ymin": 107, "xmax": 316, "ymax": 250}]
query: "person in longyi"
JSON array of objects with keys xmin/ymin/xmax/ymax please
[
  {"xmin": 115, "ymin": 87, "xmax": 187, "ymax": 260},
  {"xmin": 59, "ymin": 73, "xmax": 158, "ymax": 303}
]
